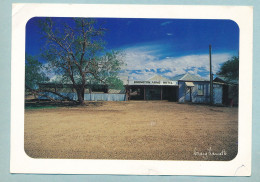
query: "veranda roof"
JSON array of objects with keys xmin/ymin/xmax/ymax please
[{"xmin": 185, "ymin": 82, "xmax": 195, "ymax": 87}]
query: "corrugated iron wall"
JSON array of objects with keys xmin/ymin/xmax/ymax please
[
  {"xmin": 84, "ymin": 94, "xmax": 125, "ymax": 101},
  {"xmin": 39, "ymin": 92, "xmax": 126, "ymax": 101},
  {"xmin": 178, "ymin": 81, "xmax": 223, "ymax": 104}
]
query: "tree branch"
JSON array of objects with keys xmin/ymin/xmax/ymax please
[{"xmin": 26, "ymin": 85, "xmax": 78, "ymax": 103}]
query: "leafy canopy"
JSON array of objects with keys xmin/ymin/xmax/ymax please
[
  {"xmin": 39, "ymin": 18, "xmax": 124, "ymax": 87},
  {"xmin": 25, "ymin": 55, "xmax": 49, "ymax": 89},
  {"xmin": 217, "ymin": 56, "xmax": 239, "ymax": 81},
  {"xmin": 37, "ymin": 17, "xmax": 125, "ymax": 103}
]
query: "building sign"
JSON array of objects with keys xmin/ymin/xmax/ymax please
[{"xmin": 127, "ymin": 80, "xmax": 178, "ymax": 86}]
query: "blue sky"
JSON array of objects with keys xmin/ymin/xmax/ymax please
[{"xmin": 26, "ymin": 17, "xmax": 239, "ymax": 81}]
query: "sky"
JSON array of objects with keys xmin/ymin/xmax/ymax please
[{"xmin": 26, "ymin": 17, "xmax": 239, "ymax": 81}]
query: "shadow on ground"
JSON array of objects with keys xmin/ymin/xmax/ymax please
[{"xmin": 25, "ymin": 99, "xmax": 104, "ymax": 109}]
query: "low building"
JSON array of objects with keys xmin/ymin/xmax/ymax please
[
  {"xmin": 214, "ymin": 76, "xmax": 238, "ymax": 106},
  {"xmin": 37, "ymin": 73, "xmax": 231, "ymax": 105},
  {"xmin": 38, "ymin": 82, "xmax": 126, "ymax": 101},
  {"xmin": 125, "ymin": 75, "xmax": 178, "ymax": 101},
  {"xmin": 125, "ymin": 73, "xmax": 224, "ymax": 105}
]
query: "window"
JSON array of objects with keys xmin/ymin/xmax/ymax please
[{"xmin": 198, "ymin": 84, "xmax": 204, "ymax": 95}]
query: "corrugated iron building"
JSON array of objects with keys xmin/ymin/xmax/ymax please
[
  {"xmin": 125, "ymin": 73, "xmax": 224, "ymax": 105},
  {"xmin": 125, "ymin": 75, "xmax": 179, "ymax": 101},
  {"xmin": 214, "ymin": 76, "xmax": 238, "ymax": 106},
  {"xmin": 37, "ymin": 73, "xmax": 229, "ymax": 105}
]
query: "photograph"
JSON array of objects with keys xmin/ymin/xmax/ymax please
[{"xmin": 24, "ymin": 17, "xmax": 239, "ymax": 161}]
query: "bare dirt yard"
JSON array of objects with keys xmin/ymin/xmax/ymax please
[{"xmin": 24, "ymin": 101, "xmax": 238, "ymax": 161}]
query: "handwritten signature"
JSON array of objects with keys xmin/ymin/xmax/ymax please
[{"xmin": 194, "ymin": 147, "xmax": 227, "ymax": 159}]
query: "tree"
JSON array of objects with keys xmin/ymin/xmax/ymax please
[
  {"xmin": 25, "ymin": 54, "xmax": 49, "ymax": 90},
  {"xmin": 38, "ymin": 18, "xmax": 124, "ymax": 104},
  {"xmin": 25, "ymin": 54, "xmax": 76, "ymax": 102},
  {"xmin": 217, "ymin": 56, "xmax": 239, "ymax": 82}
]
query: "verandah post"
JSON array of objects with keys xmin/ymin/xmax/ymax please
[
  {"xmin": 161, "ymin": 86, "xmax": 163, "ymax": 100},
  {"xmin": 144, "ymin": 86, "xmax": 146, "ymax": 100}
]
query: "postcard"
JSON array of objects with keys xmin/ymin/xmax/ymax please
[{"xmin": 11, "ymin": 3, "xmax": 252, "ymax": 175}]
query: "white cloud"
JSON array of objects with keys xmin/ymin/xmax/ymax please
[
  {"xmin": 120, "ymin": 45, "xmax": 233, "ymax": 80},
  {"xmin": 42, "ymin": 43, "xmax": 233, "ymax": 83}
]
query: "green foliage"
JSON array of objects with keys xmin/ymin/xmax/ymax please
[
  {"xmin": 106, "ymin": 77, "xmax": 124, "ymax": 90},
  {"xmin": 217, "ymin": 56, "xmax": 239, "ymax": 81},
  {"xmin": 37, "ymin": 18, "xmax": 125, "ymax": 104},
  {"xmin": 25, "ymin": 55, "xmax": 49, "ymax": 89},
  {"xmin": 92, "ymin": 50, "xmax": 125, "ymax": 89}
]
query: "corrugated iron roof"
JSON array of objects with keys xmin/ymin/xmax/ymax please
[
  {"xmin": 172, "ymin": 73, "xmax": 209, "ymax": 82},
  {"xmin": 171, "ymin": 74, "xmax": 185, "ymax": 81},
  {"xmin": 214, "ymin": 76, "xmax": 238, "ymax": 84},
  {"xmin": 147, "ymin": 75, "xmax": 171, "ymax": 82}
]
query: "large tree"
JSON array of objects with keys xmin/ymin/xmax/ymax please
[
  {"xmin": 217, "ymin": 56, "xmax": 239, "ymax": 82},
  {"xmin": 38, "ymin": 18, "xmax": 124, "ymax": 104}
]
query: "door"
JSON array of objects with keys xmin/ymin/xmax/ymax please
[{"xmin": 185, "ymin": 87, "xmax": 192, "ymax": 102}]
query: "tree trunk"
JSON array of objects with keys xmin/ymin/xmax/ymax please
[{"xmin": 76, "ymin": 87, "xmax": 85, "ymax": 105}]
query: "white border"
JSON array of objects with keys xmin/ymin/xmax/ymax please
[{"xmin": 11, "ymin": 4, "xmax": 253, "ymax": 175}]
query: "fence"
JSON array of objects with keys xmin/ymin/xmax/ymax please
[{"xmin": 39, "ymin": 92, "xmax": 126, "ymax": 101}]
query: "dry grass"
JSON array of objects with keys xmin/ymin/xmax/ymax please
[{"xmin": 24, "ymin": 101, "xmax": 238, "ymax": 160}]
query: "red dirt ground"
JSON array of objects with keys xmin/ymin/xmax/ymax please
[{"xmin": 24, "ymin": 101, "xmax": 238, "ymax": 161}]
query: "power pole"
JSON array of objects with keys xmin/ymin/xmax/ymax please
[{"xmin": 209, "ymin": 45, "xmax": 213, "ymax": 105}]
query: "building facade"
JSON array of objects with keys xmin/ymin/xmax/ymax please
[
  {"xmin": 125, "ymin": 73, "xmax": 224, "ymax": 105},
  {"xmin": 38, "ymin": 73, "xmax": 230, "ymax": 105},
  {"xmin": 214, "ymin": 76, "xmax": 238, "ymax": 106},
  {"xmin": 125, "ymin": 75, "xmax": 178, "ymax": 101}
]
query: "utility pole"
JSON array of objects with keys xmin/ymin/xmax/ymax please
[{"xmin": 209, "ymin": 45, "xmax": 213, "ymax": 105}]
